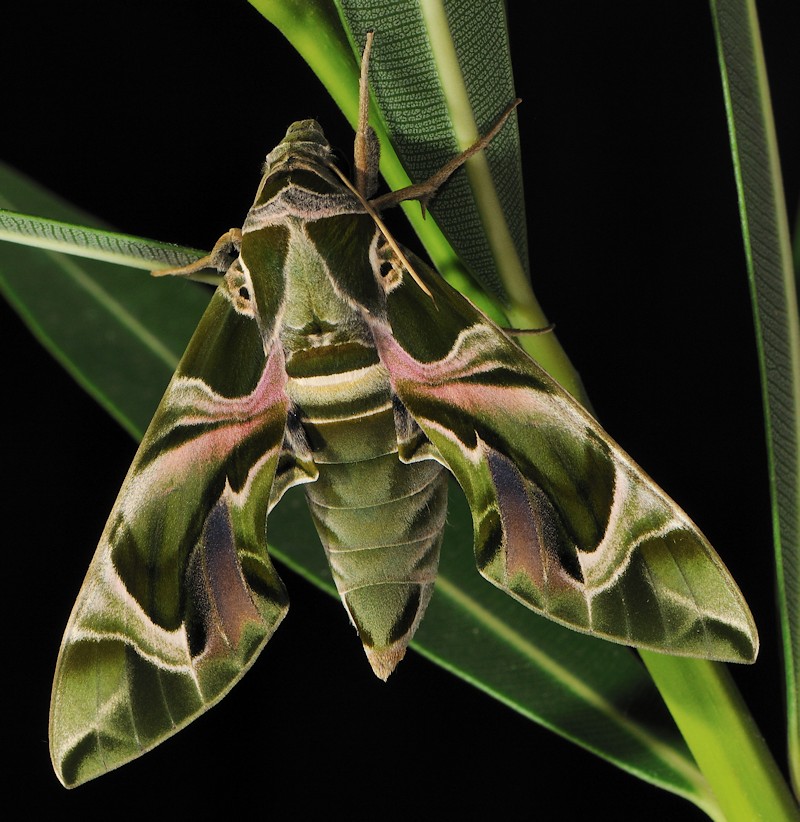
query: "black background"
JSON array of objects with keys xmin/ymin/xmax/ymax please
[{"xmin": 3, "ymin": 2, "xmax": 798, "ymax": 818}]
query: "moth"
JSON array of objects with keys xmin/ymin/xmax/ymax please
[{"xmin": 50, "ymin": 34, "xmax": 757, "ymax": 788}]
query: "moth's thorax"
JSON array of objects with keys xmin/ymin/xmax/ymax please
[
  {"xmin": 238, "ymin": 136, "xmax": 391, "ymax": 356},
  {"xmin": 279, "ymin": 218, "xmax": 373, "ymax": 357}
]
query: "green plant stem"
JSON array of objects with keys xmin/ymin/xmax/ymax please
[{"xmin": 641, "ymin": 652, "xmax": 799, "ymax": 820}]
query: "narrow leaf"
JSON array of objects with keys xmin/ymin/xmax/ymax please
[
  {"xmin": 0, "ymin": 209, "xmax": 203, "ymax": 273},
  {"xmin": 643, "ymin": 653, "xmax": 800, "ymax": 821},
  {"xmin": 711, "ymin": 0, "xmax": 800, "ymax": 794},
  {"xmin": 336, "ymin": 0, "xmax": 530, "ymax": 302},
  {"xmin": 0, "ymin": 163, "xmax": 208, "ymax": 439}
]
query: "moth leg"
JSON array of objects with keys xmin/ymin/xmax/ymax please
[
  {"xmin": 270, "ymin": 405, "xmax": 319, "ymax": 509},
  {"xmin": 152, "ymin": 228, "xmax": 243, "ymax": 279},
  {"xmin": 393, "ymin": 395, "xmax": 445, "ymax": 466},
  {"xmin": 506, "ymin": 322, "xmax": 556, "ymax": 336},
  {"xmin": 354, "ymin": 31, "xmax": 380, "ymax": 199},
  {"xmin": 370, "ymin": 99, "xmax": 521, "ymax": 215}
]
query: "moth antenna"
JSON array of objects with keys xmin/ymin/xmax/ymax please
[{"xmin": 152, "ymin": 228, "xmax": 241, "ymax": 285}]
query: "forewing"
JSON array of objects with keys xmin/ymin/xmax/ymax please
[
  {"xmin": 50, "ymin": 290, "xmax": 291, "ymax": 787},
  {"xmin": 370, "ymin": 255, "xmax": 758, "ymax": 663}
]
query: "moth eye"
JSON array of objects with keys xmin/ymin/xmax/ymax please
[
  {"xmin": 377, "ymin": 258, "xmax": 403, "ymax": 293},
  {"xmin": 223, "ymin": 262, "xmax": 256, "ymax": 317}
]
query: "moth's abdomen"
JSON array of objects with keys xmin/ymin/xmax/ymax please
[
  {"xmin": 286, "ymin": 344, "xmax": 447, "ymax": 679},
  {"xmin": 307, "ymin": 455, "xmax": 447, "ymax": 680}
]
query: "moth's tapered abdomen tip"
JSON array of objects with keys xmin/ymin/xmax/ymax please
[
  {"xmin": 343, "ymin": 581, "xmax": 435, "ymax": 681},
  {"xmin": 364, "ymin": 644, "xmax": 407, "ymax": 681}
]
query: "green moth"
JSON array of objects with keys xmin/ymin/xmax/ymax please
[{"xmin": 49, "ymin": 35, "xmax": 757, "ymax": 788}]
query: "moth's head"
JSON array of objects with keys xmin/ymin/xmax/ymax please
[{"xmin": 262, "ymin": 119, "xmax": 332, "ymax": 174}]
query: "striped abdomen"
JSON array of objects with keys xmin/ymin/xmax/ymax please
[{"xmin": 286, "ymin": 341, "xmax": 448, "ymax": 679}]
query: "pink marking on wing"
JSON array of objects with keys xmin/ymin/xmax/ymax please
[
  {"xmin": 144, "ymin": 346, "xmax": 290, "ymax": 486},
  {"xmin": 372, "ymin": 321, "xmax": 586, "ymax": 590},
  {"xmin": 171, "ymin": 345, "xmax": 290, "ymax": 424},
  {"xmin": 370, "ymin": 321, "xmax": 564, "ymax": 426},
  {"xmin": 484, "ymin": 447, "xmax": 546, "ymax": 587}
]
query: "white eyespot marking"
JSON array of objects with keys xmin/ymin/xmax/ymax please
[
  {"xmin": 224, "ymin": 258, "xmax": 257, "ymax": 318},
  {"xmin": 372, "ymin": 239, "xmax": 404, "ymax": 294},
  {"xmin": 379, "ymin": 260, "xmax": 404, "ymax": 292}
]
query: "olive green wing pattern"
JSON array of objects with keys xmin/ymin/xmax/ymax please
[
  {"xmin": 49, "ymin": 291, "xmax": 291, "ymax": 787},
  {"xmin": 46, "ymin": 96, "xmax": 760, "ymax": 789},
  {"xmin": 369, "ymin": 255, "xmax": 758, "ymax": 663}
]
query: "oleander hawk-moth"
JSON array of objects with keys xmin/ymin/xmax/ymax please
[{"xmin": 50, "ymin": 35, "xmax": 757, "ymax": 788}]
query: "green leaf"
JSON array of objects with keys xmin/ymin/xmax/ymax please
[
  {"xmin": 642, "ymin": 653, "xmax": 800, "ymax": 822},
  {"xmin": 0, "ymin": 164, "xmax": 209, "ymax": 440},
  {"xmin": 0, "ymin": 140, "xmax": 719, "ymax": 816},
  {"xmin": 710, "ymin": 0, "xmax": 800, "ymax": 798},
  {"xmin": 336, "ymin": 0, "xmax": 530, "ymax": 302},
  {"xmin": 0, "ymin": 210, "xmax": 204, "ymax": 274}
]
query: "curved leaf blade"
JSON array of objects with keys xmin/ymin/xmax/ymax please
[
  {"xmin": 0, "ymin": 163, "xmax": 209, "ymax": 439},
  {"xmin": 711, "ymin": 0, "xmax": 800, "ymax": 794},
  {"xmin": 0, "ymin": 209, "xmax": 203, "ymax": 273},
  {"xmin": 337, "ymin": 0, "xmax": 529, "ymax": 302}
]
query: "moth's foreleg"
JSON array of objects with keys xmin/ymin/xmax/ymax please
[
  {"xmin": 354, "ymin": 30, "xmax": 380, "ymax": 200},
  {"xmin": 370, "ymin": 99, "xmax": 521, "ymax": 215},
  {"xmin": 152, "ymin": 228, "xmax": 243, "ymax": 280}
]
